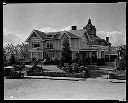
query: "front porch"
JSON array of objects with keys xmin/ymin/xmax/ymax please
[
  {"xmin": 29, "ymin": 49, "xmax": 62, "ymax": 60},
  {"xmin": 79, "ymin": 50, "xmax": 97, "ymax": 63}
]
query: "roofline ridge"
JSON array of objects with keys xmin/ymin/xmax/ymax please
[{"xmin": 65, "ymin": 31, "xmax": 80, "ymax": 38}]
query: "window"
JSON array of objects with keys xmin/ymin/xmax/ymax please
[
  {"xmin": 46, "ymin": 52, "xmax": 54, "ymax": 59},
  {"xmin": 47, "ymin": 35, "xmax": 53, "ymax": 38},
  {"xmin": 46, "ymin": 41, "xmax": 53, "ymax": 48},
  {"xmin": 32, "ymin": 42, "xmax": 40, "ymax": 48}
]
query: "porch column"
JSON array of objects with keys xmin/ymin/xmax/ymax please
[
  {"xmin": 109, "ymin": 55, "xmax": 110, "ymax": 62},
  {"xmin": 97, "ymin": 51, "xmax": 99, "ymax": 59},
  {"xmin": 42, "ymin": 51, "xmax": 43, "ymax": 59},
  {"xmin": 60, "ymin": 51, "xmax": 61, "ymax": 58},
  {"xmin": 31, "ymin": 51, "xmax": 32, "ymax": 59}
]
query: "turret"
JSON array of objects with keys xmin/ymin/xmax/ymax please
[{"xmin": 83, "ymin": 18, "xmax": 96, "ymax": 36}]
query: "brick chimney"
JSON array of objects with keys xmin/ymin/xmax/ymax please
[
  {"xmin": 106, "ymin": 37, "xmax": 109, "ymax": 42},
  {"xmin": 71, "ymin": 26, "xmax": 77, "ymax": 30}
]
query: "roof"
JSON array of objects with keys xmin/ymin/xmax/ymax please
[
  {"xmin": 54, "ymin": 32, "xmax": 62, "ymax": 39},
  {"xmin": 25, "ymin": 30, "xmax": 46, "ymax": 42},
  {"xmin": 45, "ymin": 31, "xmax": 59, "ymax": 35},
  {"xmin": 105, "ymin": 50, "xmax": 118, "ymax": 55},
  {"xmin": 67, "ymin": 29, "xmax": 87, "ymax": 38},
  {"xmin": 88, "ymin": 35, "xmax": 111, "ymax": 46},
  {"xmin": 34, "ymin": 30, "xmax": 46, "ymax": 40},
  {"xmin": 65, "ymin": 31, "xmax": 80, "ymax": 39},
  {"xmin": 26, "ymin": 29, "xmax": 111, "ymax": 46}
]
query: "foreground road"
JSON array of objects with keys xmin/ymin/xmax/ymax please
[{"xmin": 4, "ymin": 77, "xmax": 126, "ymax": 100}]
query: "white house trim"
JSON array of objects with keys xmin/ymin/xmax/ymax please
[
  {"xmin": 25, "ymin": 30, "xmax": 44, "ymax": 42},
  {"xmin": 58, "ymin": 31, "xmax": 71, "ymax": 39}
]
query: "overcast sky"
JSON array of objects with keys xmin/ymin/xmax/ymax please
[{"xmin": 3, "ymin": 3, "xmax": 126, "ymax": 46}]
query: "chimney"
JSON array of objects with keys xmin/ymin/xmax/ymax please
[
  {"xmin": 71, "ymin": 26, "xmax": 77, "ymax": 30},
  {"xmin": 106, "ymin": 37, "xmax": 109, "ymax": 42}
]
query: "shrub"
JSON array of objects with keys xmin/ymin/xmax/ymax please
[
  {"xmin": 60, "ymin": 38, "xmax": 72, "ymax": 66},
  {"xmin": 32, "ymin": 57, "xmax": 37, "ymax": 63},
  {"xmin": 10, "ymin": 54, "xmax": 16, "ymax": 65},
  {"xmin": 78, "ymin": 57, "xmax": 87, "ymax": 66},
  {"xmin": 51, "ymin": 58, "xmax": 60, "ymax": 65}
]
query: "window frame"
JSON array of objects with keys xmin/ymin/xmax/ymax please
[
  {"xmin": 32, "ymin": 42, "xmax": 40, "ymax": 48},
  {"xmin": 46, "ymin": 41, "xmax": 53, "ymax": 48}
]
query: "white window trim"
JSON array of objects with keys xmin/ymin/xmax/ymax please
[
  {"xmin": 58, "ymin": 31, "xmax": 71, "ymax": 39},
  {"xmin": 32, "ymin": 42, "xmax": 40, "ymax": 48}
]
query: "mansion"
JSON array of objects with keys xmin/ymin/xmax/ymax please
[{"xmin": 25, "ymin": 18, "xmax": 113, "ymax": 61}]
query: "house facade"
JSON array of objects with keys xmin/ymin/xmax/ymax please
[{"xmin": 25, "ymin": 19, "xmax": 111, "ymax": 61}]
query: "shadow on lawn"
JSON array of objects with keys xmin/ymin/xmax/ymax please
[
  {"xmin": 23, "ymin": 77, "xmax": 84, "ymax": 81},
  {"xmin": 87, "ymin": 65, "xmax": 112, "ymax": 78}
]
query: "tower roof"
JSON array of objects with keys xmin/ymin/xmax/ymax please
[{"xmin": 88, "ymin": 18, "xmax": 91, "ymax": 24}]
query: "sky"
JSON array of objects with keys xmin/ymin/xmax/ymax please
[{"xmin": 3, "ymin": 3, "xmax": 126, "ymax": 46}]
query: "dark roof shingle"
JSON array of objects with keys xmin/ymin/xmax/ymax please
[
  {"xmin": 26, "ymin": 29, "xmax": 111, "ymax": 46},
  {"xmin": 89, "ymin": 35, "xmax": 111, "ymax": 46},
  {"xmin": 65, "ymin": 31, "xmax": 80, "ymax": 39},
  {"xmin": 34, "ymin": 30, "xmax": 46, "ymax": 40}
]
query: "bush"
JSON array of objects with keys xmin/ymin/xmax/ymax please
[
  {"xmin": 10, "ymin": 54, "xmax": 16, "ymax": 65},
  {"xmin": 3, "ymin": 61, "xmax": 10, "ymax": 67},
  {"xmin": 79, "ymin": 57, "xmax": 87, "ymax": 66},
  {"xmin": 32, "ymin": 58, "xmax": 37, "ymax": 63},
  {"xmin": 51, "ymin": 58, "xmax": 60, "ymax": 65}
]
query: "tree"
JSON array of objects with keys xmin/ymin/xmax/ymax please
[
  {"xmin": 3, "ymin": 42, "xmax": 29, "ymax": 63},
  {"xmin": 59, "ymin": 38, "xmax": 72, "ymax": 67},
  {"xmin": 74, "ymin": 52, "xmax": 80, "ymax": 64},
  {"xmin": 18, "ymin": 43, "xmax": 29, "ymax": 60},
  {"xmin": 3, "ymin": 48, "xmax": 8, "ymax": 66},
  {"xmin": 10, "ymin": 54, "xmax": 16, "ymax": 65},
  {"xmin": 114, "ymin": 45, "xmax": 126, "ymax": 70}
]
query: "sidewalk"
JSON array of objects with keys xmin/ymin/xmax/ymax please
[
  {"xmin": 24, "ymin": 76, "xmax": 83, "ymax": 81},
  {"xmin": 24, "ymin": 75, "xmax": 126, "ymax": 83}
]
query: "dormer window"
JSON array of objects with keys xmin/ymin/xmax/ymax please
[{"xmin": 47, "ymin": 35, "xmax": 53, "ymax": 38}]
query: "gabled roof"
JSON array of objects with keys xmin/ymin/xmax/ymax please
[
  {"xmin": 57, "ymin": 31, "xmax": 72, "ymax": 39},
  {"xmin": 25, "ymin": 30, "xmax": 46, "ymax": 42},
  {"xmin": 54, "ymin": 32, "xmax": 62, "ymax": 39},
  {"xmin": 26, "ymin": 28, "xmax": 111, "ymax": 46},
  {"xmin": 67, "ymin": 29, "xmax": 90, "ymax": 40},
  {"xmin": 45, "ymin": 31, "xmax": 59, "ymax": 35},
  {"xmin": 65, "ymin": 31, "xmax": 81, "ymax": 39},
  {"xmin": 67, "ymin": 29, "xmax": 86, "ymax": 38},
  {"xmin": 34, "ymin": 30, "xmax": 46, "ymax": 40}
]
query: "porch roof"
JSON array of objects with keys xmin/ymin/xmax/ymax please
[{"xmin": 79, "ymin": 49, "xmax": 97, "ymax": 51}]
